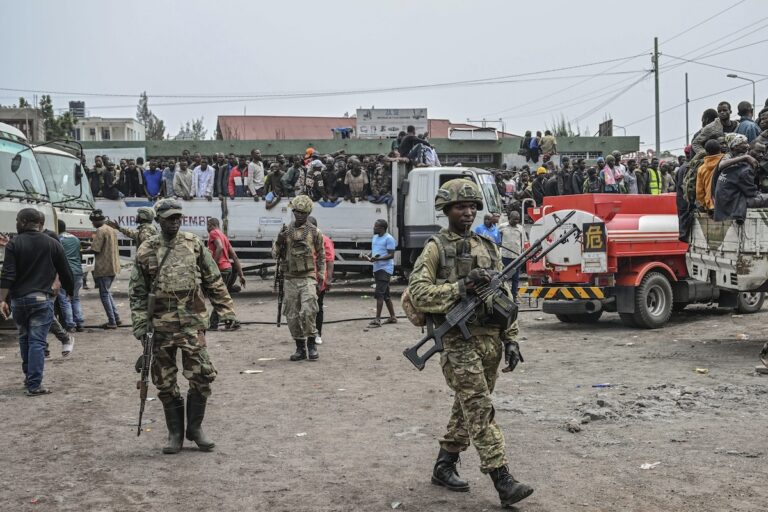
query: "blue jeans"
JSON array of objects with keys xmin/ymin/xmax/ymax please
[
  {"xmin": 502, "ymin": 258, "xmax": 520, "ymax": 298},
  {"xmin": 95, "ymin": 275, "xmax": 120, "ymax": 324},
  {"xmin": 58, "ymin": 278, "xmax": 84, "ymax": 329},
  {"xmin": 11, "ymin": 293, "xmax": 54, "ymax": 391}
]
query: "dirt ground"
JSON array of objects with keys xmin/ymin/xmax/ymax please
[{"xmin": 2, "ymin": 270, "xmax": 768, "ymax": 512}]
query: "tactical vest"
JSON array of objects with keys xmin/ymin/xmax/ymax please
[
  {"xmin": 428, "ymin": 231, "xmax": 500, "ymax": 284},
  {"xmin": 648, "ymin": 168, "xmax": 662, "ymax": 195},
  {"xmin": 286, "ymin": 223, "xmax": 317, "ymax": 273},
  {"xmin": 138, "ymin": 224, "xmax": 157, "ymax": 245},
  {"xmin": 151, "ymin": 233, "xmax": 201, "ymax": 293}
]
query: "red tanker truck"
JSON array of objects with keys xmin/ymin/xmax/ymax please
[{"xmin": 522, "ymin": 193, "xmax": 766, "ymax": 328}]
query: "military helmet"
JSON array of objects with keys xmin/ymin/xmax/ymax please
[
  {"xmin": 434, "ymin": 178, "xmax": 484, "ymax": 212},
  {"xmin": 154, "ymin": 198, "xmax": 183, "ymax": 219},
  {"xmin": 136, "ymin": 207, "xmax": 155, "ymax": 223},
  {"xmin": 288, "ymin": 194, "xmax": 314, "ymax": 214}
]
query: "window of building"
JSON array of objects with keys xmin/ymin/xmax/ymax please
[
  {"xmin": 101, "ymin": 128, "xmax": 111, "ymax": 140},
  {"xmin": 89, "ymin": 128, "xmax": 96, "ymax": 137},
  {"xmin": 73, "ymin": 128, "xmax": 81, "ymax": 140}
]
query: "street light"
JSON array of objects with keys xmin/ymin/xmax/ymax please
[{"xmin": 726, "ymin": 73, "xmax": 756, "ymax": 113}]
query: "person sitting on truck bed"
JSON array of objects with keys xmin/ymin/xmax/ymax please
[
  {"xmin": 264, "ymin": 163, "xmax": 285, "ymax": 210},
  {"xmin": 344, "ymin": 157, "xmax": 369, "ymax": 203},
  {"xmin": 173, "ymin": 160, "xmax": 194, "ymax": 200},
  {"xmin": 368, "ymin": 155, "xmax": 393, "ymax": 206},
  {"xmin": 303, "ymin": 160, "xmax": 326, "ymax": 201},
  {"xmin": 281, "ymin": 156, "xmax": 302, "ymax": 197},
  {"xmin": 692, "ymin": 101, "xmax": 740, "ymax": 155},
  {"xmin": 713, "ymin": 134, "xmax": 768, "ymax": 222}
]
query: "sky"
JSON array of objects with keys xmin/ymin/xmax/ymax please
[{"xmin": 5, "ymin": 0, "xmax": 766, "ymax": 152}]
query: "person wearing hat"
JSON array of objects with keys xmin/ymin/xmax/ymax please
[
  {"xmin": 106, "ymin": 207, "xmax": 158, "ymax": 248},
  {"xmin": 86, "ymin": 209, "xmax": 122, "ymax": 329},
  {"xmin": 129, "ymin": 198, "xmax": 239, "ymax": 455},
  {"xmin": 406, "ymin": 178, "xmax": 533, "ymax": 508},
  {"xmin": 273, "ymin": 195, "xmax": 326, "ymax": 361}
]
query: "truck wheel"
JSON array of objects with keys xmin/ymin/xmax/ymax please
[
  {"xmin": 555, "ymin": 314, "xmax": 573, "ymax": 323},
  {"xmin": 569, "ymin": 311, "xmax": 603, "ymax": 323},
  {"xmin": 735, "ymin": 292, "xmax": 765, "ymax": 314},
  {"xmin": 619, "ymin": 313, "xmax": 637, "ymax": 327},
  {"xmin": 632, "ymin": 272, "xmax": 673, "ymax": 329}
]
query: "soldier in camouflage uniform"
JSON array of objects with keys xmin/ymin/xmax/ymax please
[
  {"xmin": 106, "ymin": 207, "xmax": 158, "ymax": 247},
  {"xmin": 273, "ymin": 195, "xmax": 325, "ymax": 361},
  {"xmin": 407, "ymin": 179, "xmax": 534, "ymax": 508},
  {"xmin": 129, "ymin": 199, "xmax": 238, "ymax": 455}
]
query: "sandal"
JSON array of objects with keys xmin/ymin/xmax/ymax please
[
  {"xmin": 368, "ymin": 319, "xmax": 382, "ymax": 328},
  {"xmin": 383, "ymin": 317, "xmax": 398, "ymax": 325}
]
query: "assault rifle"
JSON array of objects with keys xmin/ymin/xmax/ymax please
[
  {"xmin": 136, "ymin": 292, "xmax": 156, "ymax": 436},
  {"xmin": 403, "ymin": 210, "xmax": 579, "ymax": 370},
  {"xmin": 274, "ymin": 225, "xmax": 287, "ymax": 327}
]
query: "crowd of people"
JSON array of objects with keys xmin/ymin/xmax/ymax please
[{"xmin": 85, "ymin": 126, "xmax": 444, "ymax": 209}]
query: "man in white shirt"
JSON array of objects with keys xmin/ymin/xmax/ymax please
[
  {"xmin": 246, "ymin": 149, "xmax": 265, "ymax": 201},
  {"xmin": 498, "ymin": 211, "xmax": 527, "ymax": 302},
  {"xmin": 193, "ymin": 157, "xmax": 214, "ymax": 200}
]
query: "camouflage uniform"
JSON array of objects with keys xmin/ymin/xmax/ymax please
[
  {"xmin": 118, "ymin": 208, "xmax": 158, "ymax": 246},
  {"xmin": 129, "ymin": 203, "xmax": 236, "ymax": 404},
  {"xmin": 272, "ymin": 195, "xmax": 325, "ymax": 359},
  {"xmin": 370, "ymin": 162, "xmax": 392, "ymax": 196}
]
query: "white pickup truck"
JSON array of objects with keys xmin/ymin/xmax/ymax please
[{"xmin": 96, "ymin": 163, "xmax": 503, "ymax": 274}]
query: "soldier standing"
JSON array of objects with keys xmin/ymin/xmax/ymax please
[
  {"xmin": 106, "ymin": 207, "xmax": 158, "ymax": 247},
  {"xmin": 273, "ymin": 195, "xmax": 325, "ymax": 361},
  {"xmin": 407, "ymin": 179, "xmax": 533, "ymax": 508},
  {"xmin": 129, "ymin": 199, "xmax": 239, "ymax": 454}
]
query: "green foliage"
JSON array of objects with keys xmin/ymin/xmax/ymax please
[
  {"xmin": 175, "ymin": 117, "xmax": 207, "ymax": 141},
  {"xmin": 39, "ymin": 95, "xmax": 78, "ymax": 140},
  {"xmin": 546, "ymin": 114, "xmax": 582, "ymax": 137},
  {"xmin": 136, "ymin": 91, "xmax": 166, "ymax": 140},
  {"xmin": 18, "ymin": 97, "xmax": 31, "ymax": 108}
]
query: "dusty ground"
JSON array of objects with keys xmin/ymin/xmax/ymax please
[{"xmin": 2, "ymin": 270, "xmax": 768, "ymax": 512}]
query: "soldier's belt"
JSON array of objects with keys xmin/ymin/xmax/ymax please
[{"xmin": 518, "ymin": 286, "xmax": 605, "ymax": 300}]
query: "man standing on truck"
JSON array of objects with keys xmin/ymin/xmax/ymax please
[
  {"xmin": 273, "ymin": 195, "xmax": 326, "ymax": 362},
  {"xmin": 407, "ymin": 179, "xmax": 533, "ymax": 508},
  {"xmin": 106, "ymin": 207, "xmax": 158, "ymax": 247}
]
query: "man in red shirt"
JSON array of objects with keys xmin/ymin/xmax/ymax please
[
  {"xmin": 308, "ymin": 216, "xmax": 334, "ymax": 345},
  {"xmin": 206, "ymin": 218, "xmax": 245, "ymax": 330}
]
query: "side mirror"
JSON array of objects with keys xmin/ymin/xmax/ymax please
[
  {"xmin": 75, "ymin": 163, "xmax": 83, "ymax": 186},
  {"xmin": 11, "ymin": 154, "xmax": 21, "ymax": 173}
]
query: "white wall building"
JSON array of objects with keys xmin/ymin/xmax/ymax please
[{"xmin": 73, "ymin": 117, "xmax": 145, "ymax": 141}]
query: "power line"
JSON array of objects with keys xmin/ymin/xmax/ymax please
[
  {"xmin": 573, "ymin": 73, "xmax": 652, "ymax": 122},
  {"xmin": 661, "ymin": 0, "xmax": 748, "ymax": 45},
  {"xmin": 663, "ymin": 54, "xmax": 768, "ymax": 77}
]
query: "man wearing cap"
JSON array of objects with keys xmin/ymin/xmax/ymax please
[
  {"xmin": 106, "ymin": 207, "xmax": 158, "ymax": 248},
  {"xmin": 129, "ymin": 198, "xmax": 238, "ymax": 455},
  {"xmin": 86, "ymin": 209, "xmax": 122, "ymax": 329},
  {"xmin": 407, "ymin": 178, "xmax": 533, "ymax": 508},
  {"xmin": 273, "ymin": 195, "xmax": 326, "ymax": 361}
]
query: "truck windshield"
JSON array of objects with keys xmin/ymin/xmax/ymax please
[
  {"xmin": 477, "ymin": 173, "xmax": 502, "ymax": 214},
  {"xmin": 0, "ymin": 138, "xmax": 48, "ymax": 200},
  {"xmin": 36, "ymin": 152, "xmax": 94, "ymax": 209}
]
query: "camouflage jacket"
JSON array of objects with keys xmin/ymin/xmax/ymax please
[
  {"xmin": 119, "ymin": 223, "xmax": 158, "ymax": 247},
  {"xmin": 408, "ymin": 228, "xmax": 518, "ymax": 340},
  {"xmin": 370, "ymin": 164, "xmax": 392, "ymax": 196},
  {"xmin": 129, "ymin": 231, "xmax": 236, "ymax": 339},
  {"xmin": 271, "ymin": 222, "xmax": 326, "ymax": 281}
]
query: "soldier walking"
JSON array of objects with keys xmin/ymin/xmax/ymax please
[
  {"xmin": 407, "ymin": 179, "xmax": 534, "ymax": 508},
  {"xmin": 129, "ymin": 199, "xmax": 239, "ymax": 454},
  {"xmin": 273, "ymin": 195, "xmax": 325, "ymax": 361},
  {"xmin": 106, "ymin": 207, "xmax": 158, "ymax": 247}
]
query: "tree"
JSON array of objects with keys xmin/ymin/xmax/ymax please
[
  {"xmin": 136, "ymin": 91, "xmax": 166, "ymax": 140},
  {"xmin": 39, "ymin": 94, "xmax": 78, "ymax": 140},
  {"xmin": 175, "ymin": 117, "xmax": 208, "ymax": 141},
  {"xmin": 18, "ymin": 97, "xmax": 31, "ymax": 108},
  {"xmin": 547, "ymin": 114, "xmax": 582, "ymax": 137}
]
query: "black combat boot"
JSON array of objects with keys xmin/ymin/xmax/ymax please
[
  {"xmin": 431, "ymin": 448, "xmax": 469, "ymax": 492},
  {"xmin": 185, "ymin": 390, "xmax": 215, "ymax": 452},
  {"xmin": 290, "ymin": 339, "xmax": 307, "ymax": 361},
  {"xmin": 489, "ymin": 465, "xmax": 534, "ymax": 508},
  {"xmin": 307, "ymin": 337, "xmax": 319, "ymax": 361},
  {"xmin": 162, "ymin": 396, "xmax": 185, "ymax": 454}
]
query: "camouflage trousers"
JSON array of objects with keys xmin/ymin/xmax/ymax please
[
  {"xmin": 439, "ymin": 333, "xmax": 508, "ymax": 473},
  {"xmin": 151, "ymin": 331, "xmax": 217, "ymax": 405},
  {"xmin": 283, "ymin": 277, "xmax": 318, "ymax": 339}
]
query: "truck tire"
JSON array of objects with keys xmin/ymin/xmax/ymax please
[
  {"xmin": 555, "ymin": 314, "xmax": 573, "ymax": 323},
  {"xmin": 735, "ymin": 292, "xmax": 765, "ymax": 314},
  {"xmin": 632, "ymin": 272, "xmax": 673, "ymax": 329},
  {"xmin": 569, "ymin": 311, "xmax": 603, "ymax": 323}
]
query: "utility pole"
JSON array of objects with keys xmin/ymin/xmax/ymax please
[
  {"xmin": 653, "ymin": 37, "xmax": 660, "ymax": 155},
  {"xmin": 685, "ymin": 72, "xmax": 690, "ymax": 146}
]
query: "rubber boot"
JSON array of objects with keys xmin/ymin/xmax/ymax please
[
  {"xmin": 431, "ymin": 448, "xmax": 469, "ymax": 492},
  {"xmin": 290, "ymin": 339, "xmax": 307, "ymax": 361},
  {"xmin": 185, "ymin": 390, "xmax": 215, "ymax": 452},
  {"xmin": 162, "ymin": 396, "xmax": 185, "ymax": 454},
  {"xmin": 307, "ymin": 337, "xmax": 319, "ymax": 361},
  {"xmin": 489, "ymin": 465, "xmax": 534, "ymax": 508}
]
